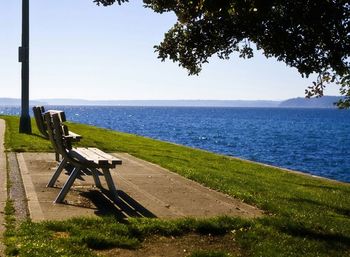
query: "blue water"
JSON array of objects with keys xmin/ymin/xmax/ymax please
[{"xmin": 1, "ymin": 106, "xmax": 349, "ymax": 183}]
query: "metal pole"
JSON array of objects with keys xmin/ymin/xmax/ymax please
[{"xmin": 19, "ymin": 0, "xmax": 32, "ymax": 133}]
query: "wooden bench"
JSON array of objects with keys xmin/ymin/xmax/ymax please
[
  {"xmin": 44, "ymin": 111, "xmax": 122, "ymax": 203},
  {"xmin": 32, "ymin": 106, "xmax": 82, "ymax": 161},
  {"xmin": 32, "ymin": 106, "xmax": 49, "ymax": 138}
]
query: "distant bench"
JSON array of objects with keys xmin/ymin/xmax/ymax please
[
  {"xmin": 32, "ymin": 106, "xmax": 82, "ymax": 160},
  {"xmin": 44, "ymin": 111, "xmax": 122, "ymax": 203}
]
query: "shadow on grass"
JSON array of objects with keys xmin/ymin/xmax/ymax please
[
  {"xmin": 289, "ymin": 197, "xmax": 350, "ymax": 217},
  {"xmin": 277, "ymin": 222, "xmax": 350, "ymax": 249},
  {"xmin": 298, "ymin": 182, "xmax": 350, "ymax": 193}
]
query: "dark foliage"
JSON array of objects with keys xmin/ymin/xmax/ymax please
[
  {"xmin": 94, "ymin": 0, "xmax": 350, "ymax": 108},
  {"xmin": 93, "ymin": 0, "xmax": 128, "ymax": 6}
]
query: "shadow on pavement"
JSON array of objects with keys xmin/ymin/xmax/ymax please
[{"xmin": 76, "ymin": 189, "xmax": 157, "ymax": 220}]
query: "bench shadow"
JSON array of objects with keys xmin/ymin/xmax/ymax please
[
  {"xmin": 77, "ymin": 189, "xmax": 157, "ymax": 221},
  {"xmin": 276, "ymin": 222, "xmax": 350, "ymax": 248},
  {"xmin": 289, "ymin": 197, "xmax": 350, "ymax": 217},
  {"xmin": 54, "ymin": 169, "xmax": 156, "ymax": 220},
  {"xmin": 293, "ymin": 182, "xmax": 350, "ymax": 193}
]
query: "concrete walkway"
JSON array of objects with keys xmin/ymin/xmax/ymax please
[{"xmin": 18, "ymin": 152, "xmax": 262, "ymax": 221}]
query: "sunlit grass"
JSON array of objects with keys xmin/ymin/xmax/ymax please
[{"xmin": 1, "ymin": 115, "xmax": 350, "ymax": 257}]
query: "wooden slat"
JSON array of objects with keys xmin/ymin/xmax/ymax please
[
  {"xmin": 32, "ymin": 106, "xmax": 48, "ymax": 138},
  {"xmin": 84, "ymin": 148, "xmax": 114, "ymax": 166},
  {"xmin": 74, "ymin": 148, "xmax": 109, "ymax": 166},
  {"xmin": 73, "ymin": 148, "xmax": 99, "ymax": 164},
  {"xmin": 88, "ymin": 148, "xmax": 122, "ymax": 165},
  {"xmin": 70, "ymin": 148, "xmax": 95, "ymax": 165},
  {"xmin": 63, "ymin": 133, "xmax": 82, "ymax": 143},
  {"xmin": 46, "ymin": 110, "xmax": 66, "ymax": 122},
  {"xmin": 68, "ymin": 131, "xmax": 82, "ymax": 140}
]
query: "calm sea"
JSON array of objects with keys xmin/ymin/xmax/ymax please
[{"xmin": 1, "ymin": 106, "xmax": 349, "ymax": 183}]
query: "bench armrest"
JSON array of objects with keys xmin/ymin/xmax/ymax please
[{"xmin": 67, "ymin": 131, "xmax": 82, "ymax": 140}]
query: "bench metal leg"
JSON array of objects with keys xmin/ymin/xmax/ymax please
[
  {"xmin": 54, "ymin": 167, "xmax": 81, "ymax": 203},
  {"xmin": 55, "ymin": 152, "xmax": 60, "ymax": 162},
  {"xmin": 47, "ymin": 158, "xmax": 68, "ymax": 187},
  {"xmin": 102, "ymin": 168, "xmax": 118, "ymax": 202},
  {"xmin": 90, "ymin": 168, "xmax": 102, "ymax": 188}
]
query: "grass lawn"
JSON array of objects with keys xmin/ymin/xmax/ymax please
[{"xmin": 1, "ymin": 115, "xmax": 350, "ymax": 257}]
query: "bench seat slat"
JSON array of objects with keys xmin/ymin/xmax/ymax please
[
  {"xmin": 73, "ymin": 148, "xmax": 114, "ymax": 166},
  {"xmin": 88, "ymin": 148, "xmax": 122, "ymax": 165},
  {"xmin": 74, "ymin": 148, "xmax": 108, "ymax": 165},
  {"xmin": 70, "ymin": 148, "xmax": 95, "ymax": 165}
]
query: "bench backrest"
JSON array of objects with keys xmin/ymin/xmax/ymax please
[
  {"xmin": 44, "ymin": 112, "xmax": 71, "ymax": 153},
  {"xmin": 33, "ymin": 106, "xmax": 68, "ymax": 138},
  {"xmin": 33, "ymin": 106, "xmax": 48, "ymax": 138},
  {"xmin": 44, "ymin": 111, "xmax": 84, "ymax": 167}
]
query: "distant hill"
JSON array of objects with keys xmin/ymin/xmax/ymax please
[
  {"xmin": 1, "ymin": 98, "xmax": 280, "ymax": 107},
  {"xmin": 34, "ymin": 99, "xmax": 283, "ymax": 107},
  {"xmin": 1, "ymin": 97, "xmax": 343, "ymax": 108},
  {"xmin": 279, "ymin": 96, "xmax": 342, "ymax": 108},
  {"xmin": 0, "ymin": 98, "xmax": 46, "ymax": 106}
]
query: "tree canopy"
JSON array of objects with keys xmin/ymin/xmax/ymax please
[{"xmin": 94, "ymin": 0, "xmax": 350, "ymax": 108}]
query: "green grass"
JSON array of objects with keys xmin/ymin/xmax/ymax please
[
  {"xmin": 4, "ymin": 216, "xmax": 247, "ymax": 257},
  {"xmin": 1, "ymin": 115, "xmax": 350, "ymax": 257}
]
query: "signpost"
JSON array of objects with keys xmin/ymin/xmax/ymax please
[{"xmin": 19, "ymin": 0, "xmax": 32, "ymax": 133}]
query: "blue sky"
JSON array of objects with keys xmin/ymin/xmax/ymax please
[{"xmin": 0, "ymin": 0, "xmax": 339, "ymax": 100}]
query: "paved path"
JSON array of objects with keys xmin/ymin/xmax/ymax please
[
  {"xmin": 0, "ymin": 119, "xmax": 7, "ymax": 256},
  {"xmin": 18, "ymin": 152, "xmax": 263, "ymax": 221}
]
